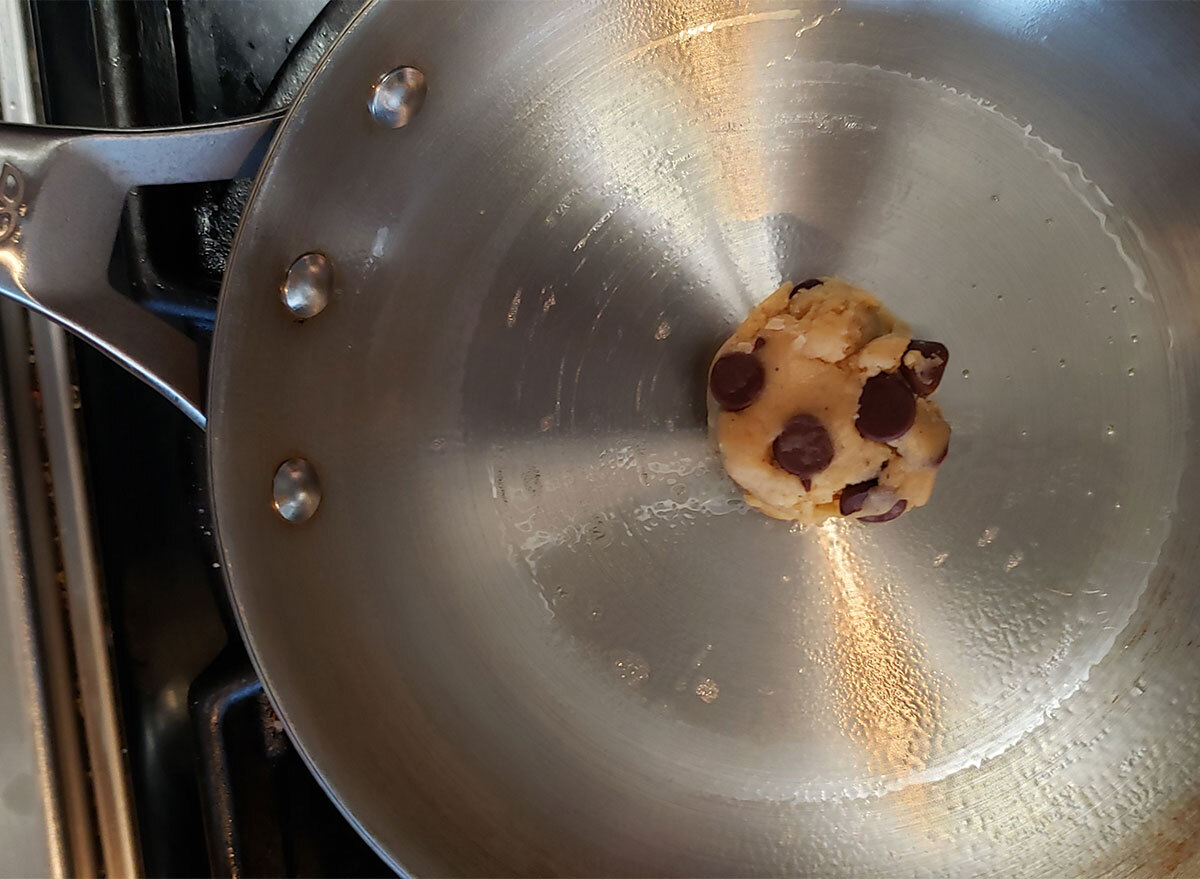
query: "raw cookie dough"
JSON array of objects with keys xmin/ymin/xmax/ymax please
[{"xmin": 708, "ymin": 277, "xmax": 950, "ymax": 524}]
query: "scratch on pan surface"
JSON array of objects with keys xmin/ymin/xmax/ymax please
[
  {"xmin": 785, "ymin": 7, "xmax": 841, "ymax": 60},
  {"xmin": 618, "ymin": 7, "xmax": 840, "ymax": 65},
  {"xmin": 574, "ymin": 207, "xmax": 617, "ymax": 252},
  {"xmin": 505, "ymin": 287, "xmax": 523, "ymax": 328}
]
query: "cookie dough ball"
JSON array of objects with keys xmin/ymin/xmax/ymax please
[{"xmin": 708, "ymin": 278, "xmax": 950, "ymax": 524}]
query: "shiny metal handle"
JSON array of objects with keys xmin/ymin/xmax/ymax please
[{"xmin": 0, "ymin": 113, "xmax": 282, "ymax": 428}]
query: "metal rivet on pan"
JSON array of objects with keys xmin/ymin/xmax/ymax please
[
  {"xmin": 272, "ymin": 458, "xmax": 321, "ymax": 523},
  {"xmin": 368, "ymin": 66, "xmax": 426, "ymax": 128},
  {"xmin": 281, "ymin": 253, "xmax": 331, "ymax": 319}
]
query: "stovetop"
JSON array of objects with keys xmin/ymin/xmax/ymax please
[{"xmin": 27, "ymin": 1, "xmax": 393, "ymax": 875}]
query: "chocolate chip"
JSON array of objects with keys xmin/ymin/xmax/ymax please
[
  {"xmin": 900, "ymin": 340, "xmax": 949, "ymax": 396},
  {"xmin": 709, "ymin": 352, "xmax": 765, "ymax": 411},
  {"xmin": 856, "ymin": 372, "xmax": 916, "ymax": 442},
  {"xmin": 772, "ymin": 414, "xmax": 834, "ymax": 479},
  {"xmin": 801, "ymin": 478, "xmax": 812, "ymax": 492},
  {"xmin": 753, "ymin": 336, "xmax": 766, "ymax": 351},
  {"xmin": 789, "ymin": 278, "xmax": 823, "ymax": 298},
  {"xmin": 859, "ymin": 499, "xmax": 906, "ymax": 523},
  {"xmin": 839, "ymin": 479, "xmax": 878, "ymax": 515}
]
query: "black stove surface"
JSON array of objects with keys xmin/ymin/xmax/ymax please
[{"xmin": 28, "ymin": 2, "xmax": 393, "ymax": 875}]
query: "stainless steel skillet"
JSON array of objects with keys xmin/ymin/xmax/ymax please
[{"xmin": 3, "ymin": 1, "xmax": 1200, "ymax": 875}]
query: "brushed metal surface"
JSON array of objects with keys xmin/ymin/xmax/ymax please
[{"xmin": 218, "ymin": 0, "xmax": 1200, "ymax": 873}]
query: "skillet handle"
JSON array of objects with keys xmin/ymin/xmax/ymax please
[{"xmin": 0, "ymin": 113, "xmax": 282, "ymax": 428}]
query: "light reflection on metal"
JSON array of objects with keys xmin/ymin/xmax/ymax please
[
  {"xmin": 0, "ymin": 248, "xmax": 23, "ymax": 283},
  {"xmin": 641, "ymin": 2, "xmax": 773, "ymax": 222},
  {"xmin": 818, "ymin": 520, "xmax": 940, "ymax": 777},
  {"xmin": 537, "ymin": 2, "xmax": 841, "ymax": 300}
]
